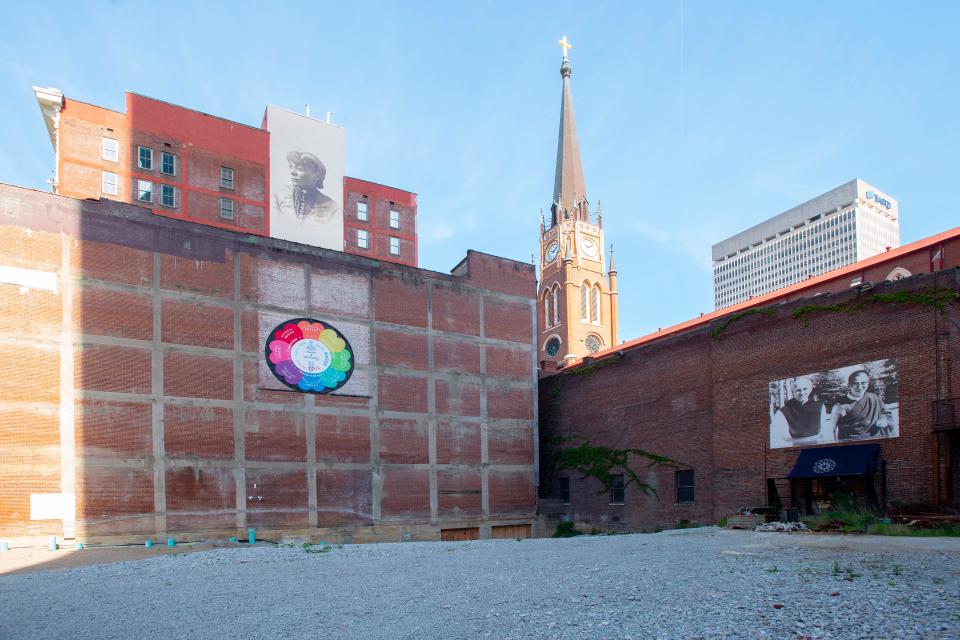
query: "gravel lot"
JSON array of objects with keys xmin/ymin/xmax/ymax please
[{"xmin": 1, "ymin": 527, "xmax": 959, "ymax": 639}]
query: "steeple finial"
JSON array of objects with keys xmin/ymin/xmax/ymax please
[
  {"xmin": 608, "ymin": 244, "xmax": 616, "ymax": 273},
  {"xmin": 552, "ymin": 35, "xmax": 586, "ymax": 219}
]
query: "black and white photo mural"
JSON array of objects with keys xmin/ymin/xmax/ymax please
[
  {"xmin": 769, "ymin": 358, "xmax": 900, "ymax": 449},
  {"xmin": 264, "ymin": 104, "xmax": 345, "ymax": 251}
]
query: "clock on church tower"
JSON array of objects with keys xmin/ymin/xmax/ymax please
[{"xmin": 537, "ymin": 36, "xmax": 618, "ymax": 369}]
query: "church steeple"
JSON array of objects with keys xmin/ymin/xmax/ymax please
[
  {"xmin": 552, "ymin": 35, "xmax": 588, "ymax": 224},
  {"xmin": 537, "ymin": 36, "xmax": 619, "ymax": 369}
]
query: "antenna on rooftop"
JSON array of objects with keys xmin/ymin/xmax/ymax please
[
  {"xmin": 305, "ymin": 104, "xmax": 310, "ymax": 117},
  {"xmin": 325, "ymin": 112, "xmax": 333, "ymax": 123}
]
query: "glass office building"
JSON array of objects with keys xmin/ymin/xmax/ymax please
[{"xmin": 712, "ymin": 179, "xmax": 900, "ymax": 309}]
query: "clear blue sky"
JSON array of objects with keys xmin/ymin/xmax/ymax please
[{"xmin": 2, "ymin": 2, "xmax": 958, "ymax": 341}]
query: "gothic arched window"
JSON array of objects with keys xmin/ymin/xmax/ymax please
[
  {"xmin": 544, "ymin": 291, "xmax": 552, "ymax": 327},
  {"xmin": 553, "ymin": 287, "xmax": 561, "ymax": 326},
  {"xmin": 580, "ymin": 283, "xmax": 589, "ymax": 321},
  {"xmin": 591, "ymin": 284, "xmax": 601, "ymax": 323}
]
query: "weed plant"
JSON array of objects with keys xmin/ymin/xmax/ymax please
[{"xmin": 802, "ymin": 495, "xmax": 960, "ymax": 536}]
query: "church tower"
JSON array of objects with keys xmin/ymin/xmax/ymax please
[{"xmin": 538, "ymin": 37, "xmax": 618, "ymax": 368}]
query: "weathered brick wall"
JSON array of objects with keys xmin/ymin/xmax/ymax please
[
  {"xmin": 56, "ymin": 93, "xmax": 270, "ymax": 238},
  {"xmin": 343, "ymin": 177, "xmax": 418, "ymax": 267},
  {"xmin": 0, "ymin": 184, "xmax": 536, "ymax": 543},
  {"xmin": 540, "ymin": 269, "xmax": 960, "ymax": 531}
]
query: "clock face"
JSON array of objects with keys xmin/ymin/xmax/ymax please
[
  {"xmin": 580, "ymin": 237, "xmax": 598, "ymax": 258},
  {"xmin": 545, "ymin": 242, "xmax": 560, "ymax": 262}
]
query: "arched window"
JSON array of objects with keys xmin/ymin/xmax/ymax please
[
  {"xmin": 543, "ymin": 291, "xmax": 552, "ymax": 327},
  {"xmin": 591, "ymin": 284, "xmax": 601, "ymax": 323},
  {"xmin": 580, "ymin": 283, "xmax": 589, "ymax": 321},
  {"xmin": 553, "ymin": 287, "xmax": 561, "ymax": 326}
]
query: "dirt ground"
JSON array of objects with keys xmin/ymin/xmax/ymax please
[
  {"xmin": 0, "ymin": 540, "xmax": 225, "ymax": 575},
  {"xmin": 3, "ymin": 529, "xmax": 958, "ymax": 577}
]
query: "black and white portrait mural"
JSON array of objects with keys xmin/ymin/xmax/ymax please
[
  {"xmin": 265, "ymin": 105, "xmax": 345, "ymax": 250},
  {"xmin": 769, "ymin": 358, "xmax": 899, "ymax": 449}
]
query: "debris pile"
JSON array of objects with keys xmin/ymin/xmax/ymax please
[{"xmin": 754, "ymin": 521, "xmax": 807, "ymax": 532}]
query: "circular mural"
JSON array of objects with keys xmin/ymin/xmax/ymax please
[{"xmin": 264, "ymin": 318, "xmax": 354, "ymax": 394}]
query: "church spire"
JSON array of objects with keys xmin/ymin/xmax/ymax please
[{"xmin": 552, "ymin": 35, "xmax": 587, "ymax": 223}]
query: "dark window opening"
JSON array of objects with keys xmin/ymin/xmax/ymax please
[
  {"xmin": 676, "ymin": 470, "xmax": 694, "ymax": 503},
  {"xmin": 610, "ymin": 474, "xmax": 625, "ymax": 504},
  {"xmin": 559, "ymin": 477, "xmax": 570, "ymax": 504}
]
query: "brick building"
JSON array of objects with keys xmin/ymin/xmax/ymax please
[
  {"xmin": 33, "ymin": 87, "xmax": 418, "ymax": 266},
  {"xmin": 539, "ymin": 227, "xmax": 960, "ymax": 531},
  {"xmin": 343, "ymin": 177, "xmax": 418, "ymax": 267},
  {"xmin": 0, "ymin": 183, "xmax": 535, "ymax": 544}
]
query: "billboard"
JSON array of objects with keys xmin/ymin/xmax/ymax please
[
  {"xmin": 769, "ymin": 358, "xmax": 899, "ymax": 449},
  {"xmin": 265, "ymin": 105, "xmax": 345, "ymax": 250}
]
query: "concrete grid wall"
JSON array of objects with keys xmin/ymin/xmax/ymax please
[
  {"xmin": 539, "ymin": 269, "xmax": 960, "ymax": 531},
  {"xmin": 0, "ymin": 185, "xmax": 537, "ymax": 542}
]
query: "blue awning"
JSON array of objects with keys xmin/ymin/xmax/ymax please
[{"xmin": 786, "ymin": 444, "xmax": 880, "ymax": 479}]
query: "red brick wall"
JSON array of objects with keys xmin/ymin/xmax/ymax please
[
  {"xmin": 56, "ymin": 93, "xmax": 270, "ymax": 237},
  {"xmin": 0, "ymin": 184, "xmax": 536, "ymax": 542},
  {"xmin": 540, "ymin": 268, "xmax": 960, "ymax": 531},
  {"xmin": 343, "ymin": 177, "xmax": 418, "ymax": 267}
]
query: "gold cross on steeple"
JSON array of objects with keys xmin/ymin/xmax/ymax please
[{"xmin": 558, "ymin": 35, "xmax": 572, "ymax": 59}]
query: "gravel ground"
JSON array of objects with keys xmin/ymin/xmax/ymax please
[{"xmin": 1, "ymin": 527, "xmax": 959, "ymax": 639}]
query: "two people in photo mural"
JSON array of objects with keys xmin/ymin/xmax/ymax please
[{"xmin": 769, "ymin": 360, "xmax": 898, "ymax": 448}]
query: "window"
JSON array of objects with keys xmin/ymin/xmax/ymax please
[
  {"xmin": 584, "ymin": 334, "xmax": 602, "ymax": 353},
  {"xmin": 389, "ymin": 209, "xmax": 400, "ymax": 229},
  {"xmin": 101, "ymin": 171, "xmax": 118, "ymax": 196},
  {"xmin": 357, "ymin": 229, "xmax": 369, "ymax": 249},
  {"xmin": 676, "ymin": 470, "xmax": 695, "ymax": 503},
  {"xmin": 544, "ymin": 292, "xmax": 552, "ymax": 327},
  {"xmin": 389, "ymin": 237, "xmax": 400, "ymax": 256},
  {"xmin": 219, "ymin": 197, "xmax": 235, "ymax": 220},
  {"xmin": 580, "ymin": 283, "xmax": 589, "ymax": 321},
  {"xmin": 559, "ymin": 477, "xmax": 570, "ymax": 504},
  {"xmin": 553, "ymin": 288, "xmax": 561, "ymax": 326},
  {"xmin": 102, "ymin": 137, "xmax": 119, "ymax": 162},
  {"xmin": 160, "ymin": 184, "xmax": 176, "ymax": 208},
  {"xmin": 220, "ymin": 166, "xmax": 235, "ymax": 189},
  {"xmin": 137, "ymin": 180, "xmax": 152, "ymax": 203},
  {"xmin": 357, "ymin": 200, "xmax": 368, "ymax": 221},
  {"xmin": 545, "ymin": 336, "xmax": 561, "ymax": 357},
  {"xmin": 610, "ymin": 474, "xmax": 625, "ymax": 504},
  {"xmin": 160, "ymin": 152, "xmax": 176, "ymax": 176},
  {"xmin": 591, "ymin": 284, "xmax": 601, "ymax": 323},
  {"xmin": 138, "ymin": 146, "xmax": 153, "ymax": 170}
]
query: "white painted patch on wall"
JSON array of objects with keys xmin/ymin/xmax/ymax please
[
  {"xmin": 30, "ymin": 492, "xmax": 75, "ymax": 521},
  {"xmin": 0, "ymin": 265, "xmax": 58, "ymax": 293}
]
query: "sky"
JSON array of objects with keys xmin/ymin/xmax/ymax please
[{"xmin": 2, "ymin": 1, "xmax": 958, "ymax": 342}]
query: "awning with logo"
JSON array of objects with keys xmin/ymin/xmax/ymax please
[{"xmin": 786, "ymin": 443, "xmax": 880, "ymax": 479}]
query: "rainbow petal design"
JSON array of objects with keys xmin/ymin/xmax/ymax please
[{"xmin": 265, "ymin": 318, "xmax": 354, "ymax": 394}]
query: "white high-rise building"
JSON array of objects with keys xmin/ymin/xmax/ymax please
[{"xmin": 712, "ymin": 179, "xmax": 900, "ymax": 309}]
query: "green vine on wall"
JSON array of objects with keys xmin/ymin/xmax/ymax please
[
  {"xmin": 547, "ymin": 436, "xmax": 681, "ymax": 496},
  {"xmin": 710, "ymin": 287, "xmax": 959, "ymax": 337},
  {"xmin": 710, "ymin": 307, "xmax": 778, "ymax": 339},
  {"xmin": 791, "ymin": 288, "xmax": 959, "ymax": 326},
  {"xmin": 539, "ymin": 353, "xmax": 680, "ymax": 498}
]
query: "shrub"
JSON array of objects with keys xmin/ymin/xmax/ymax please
[{"xmin": 553, "ymin": 521, "xmax": 582, "ymax": 538}]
